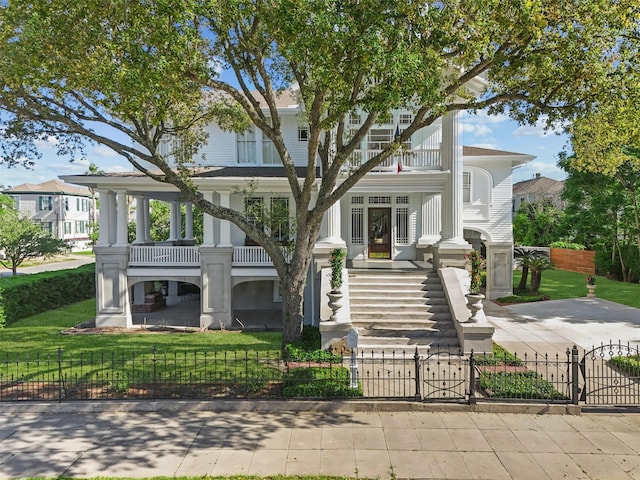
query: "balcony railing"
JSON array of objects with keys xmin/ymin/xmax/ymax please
[
  {"xmin": 129, "ymin": 246, "xmax": 200, "ymax": 266},
  {"xmin": 128, "ymin": 245, "xmax": 282, "ymax": 267},
  {"xmin": 345, "ymin": 148, "xmax": 441, "ymax": 171}
]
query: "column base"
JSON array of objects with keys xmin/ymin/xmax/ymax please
[{"xmin": 432, "ymin": 239, "xmax": 472, "ymax": 271}]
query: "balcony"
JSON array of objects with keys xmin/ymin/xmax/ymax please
[
  {"xmin": 128, "ymin": 245, "xmax": 285, "ymax": 268},
  {"xmin": 345, "ymin": 148, "xmax": 441, "ymax": 172}
]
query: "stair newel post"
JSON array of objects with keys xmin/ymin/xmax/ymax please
[{"xmin": 414, "ymin": 347, "xmax": 422, "ymax": 401}]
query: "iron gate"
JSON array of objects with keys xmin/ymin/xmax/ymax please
[{"xmin": 578, "ymin": 341, "xmax": 640, "ymax": 405}]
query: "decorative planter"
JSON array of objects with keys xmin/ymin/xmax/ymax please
[
  {"xmin": 587, "ymin": 284, "xmax": 596, "ymax": 298},
  {"xmin": 465, "ymin": 293, "xmax": 485, "ymax": 322},
  {"xmin": 326, "ymin": 291, "xmax": 344, "ymax": 322}
]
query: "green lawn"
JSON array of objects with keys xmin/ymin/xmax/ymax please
[
  {"xmin": 0, "ymin": 299, "xmax": 282, "ymax": 355},
  {"xmin": 514, "ymin": 269, "xmax": 640, "ymax": 308}
]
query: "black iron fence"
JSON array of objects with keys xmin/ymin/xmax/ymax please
[{"xmin": 1, "ymin": 342, "xmax": 639, "ymax": 406}]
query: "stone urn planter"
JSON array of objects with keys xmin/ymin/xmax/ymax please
[
  {"xmin": 465, "ymin": 293, "xmax": 485, "ymax": 322},
  {"xmin": 587, "ymin": 284, "xmax": 596, "ymax": 298},
  {"xmin": 327, "ymin": 291, "xmax": 344, "ymax": 322}
]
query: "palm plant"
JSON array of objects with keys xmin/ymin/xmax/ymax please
[
  {"xmin": 529, "ymin": 255, "xmax": 553, "ymax": 295},
  {"xmin": 514, "ymin": 247, "xmax": 539, "ymax": 292}
]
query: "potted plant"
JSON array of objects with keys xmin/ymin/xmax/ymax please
[
  {"xmin": 327, "ymin": 247, "xmax": 346, "ymax": 321},
  {"xmin": 465, "ymin": 249, "xmax": 485, "ymax": 322}
]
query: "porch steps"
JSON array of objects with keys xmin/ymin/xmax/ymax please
[{"xmin": 348, "ymin": 270, "xmax": 459, "ymax": 355}]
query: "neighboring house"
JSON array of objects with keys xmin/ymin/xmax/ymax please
[
  {"xmin": 3, "ymin": 179, "xmax": 94, "ymax": 251},
  {"xmin": 61, "ymin": 92, "xmax": 533, "ymax": 330},
  {"xmin": 512, "ymin": 173, "xmax": 565, "ymax": 215}
]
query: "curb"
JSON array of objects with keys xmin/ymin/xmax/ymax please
[{"xmin": 0, "ymin": 399, "xmax": 581, "ymax": 415}]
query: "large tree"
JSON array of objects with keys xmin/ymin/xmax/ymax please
[
  {"xmin": 0, "ymin": 1, "xmax": 636, "ymax": 342},
  {"xmin": 0, "ymin": 208, "xmax": 67, "ymax": 276}
]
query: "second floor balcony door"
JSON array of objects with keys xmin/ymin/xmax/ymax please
[{"xmin": 368, "ymin": 208, "xmax": 391, "ymax": 259}]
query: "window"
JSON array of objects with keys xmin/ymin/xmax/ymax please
[
  {"xmin": 399, "ymin": 113, "xmax": 413, "ymax": 125},
  {"xmin": 76, "ymin": 198, "xmax": 80, "ymax": 210},
  {"xmin": 75, "ymin": 221, "xmax": 87, "ymax": 234},
  {"xmin": 270, "ymin": 197, "xmax": 290, "ymax": 243},
  {"xmin": 396, "ymin": 207, "xmax": 409, "ymax": 245},
  {"xmin": 245, "ymin": 197, "xmax": 264, "ymax": 231},
  {"xmin": 463, "ymin": 172, "xmax": 471, "ymax": 203},
  {"xmin": 42, "ymin": 222, "xmax": 53, "ymax": 234},
  {"xmin": 298, "ymin": 126, "xmax": 309, "ymax": 142},
  {"xmin": 262, "ymin": 118, "xmax": 281, "ymax": 165},
  {"xmin": 64, "ymin": 197, "xmax": 69, "ymax": 211},
  {"xmin": 237, "ymin": 126, "xmax": 257, "ymax": 164},
  {"xmin": 349, "ymin": 113, "xmax": 361, "ymax": 125},
  {"xmin": 8, "ymin": 195, "xmax": 19, "ymax": 210},
  {"xmin": 351, "ymin": 207, "xmax": 364, "ymax": 245},
  {"xmin": 367, "ymin": 129, "xmax": 393, "ymax": 150},
  {"xmin": 64, "ymin": 222, "xmax": 72, "ymax": 234},
  {"xmin": 38, "ymin": 196, "xmax": 52, "ymax": 211}
]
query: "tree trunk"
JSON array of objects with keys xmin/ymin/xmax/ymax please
[
  {"xmin": 279, "ymin": 237, "xmax": 317, "ymax": 346},
  {"xmin": 530, "ymin": 270, "xmax": 542, "ymax": 295},
  {"xmin": 517, "ymin": 265, "xmax": 529, "ymax": 291}
]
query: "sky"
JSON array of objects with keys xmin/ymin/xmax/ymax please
[{"xmin": 0, "ymin": 111, "xmax": 570, "ymax": 189}]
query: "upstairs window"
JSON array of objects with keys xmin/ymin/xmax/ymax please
[
  {"xmin": 38, "ymin": 196, "xmax": 52, "ymax": 211},
  {"xmin": 237, "ymin": 126, "xmax": 257, "ymax": 164},
  {"xmin": 270, "ymin": 197, "xmax": 290, "ymax": 243},
  {"xmin": 298, "ymin": 126, "xmax": 309, "ymax": 142}
]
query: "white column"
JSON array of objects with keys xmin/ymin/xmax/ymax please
[
  {"xmin": 184, "ymin": 202, "xmax": 194, "ymax": 240},
  {"xmin": 218, "ymin": 192, "xmax": 232, "ymax": 246},
  {"xmin": 143, "ymin": 198, "xmax": 151, "ymax": 242},
  {"xmin": 133, "ymin": 196, "xmax": 145, "ymax": 244},
  {"xmin": 440, "ymin": 111, "xmax": 466, "ymax": 245},
  {"xmin": 114, "ymin": 190, "xmax": 129, "ymax": 246},
  {"xmin": 108, "ymin": 191, "xmax": 117, "ymax": 245},
  {"xmin": 418, "ymin": 193, "xmax": 441, "ymax": 245},
  {"xmin": 202, "ymin": 192, "xmax": 215, "ymax": 245},
  {"xmin": 97, "ymin": 189, "xmax": 111, "ymax": 246},
  {"xmin": 169, "ymin": 201, "xmax": 180, "ymax": 241},
  {"xmin": 317, "ymin": 199, "xmax": 345, "ymax": 245}
]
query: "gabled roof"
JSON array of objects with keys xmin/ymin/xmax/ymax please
[
  {"xmin": 3, "ymin": 179, "xmax": 91, "ymax": 197},
  {"xmin": 513, "ymin": 175, "xmax": 564, "ymax": 196},
  {"xmin": 463, "ymin": 146, "xmax": 529, "ymax": 157}
]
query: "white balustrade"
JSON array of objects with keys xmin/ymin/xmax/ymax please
[
  {"xmin": 345, "ymin": 149, "xmax": 441, "ymax": 170},
  {"xmin": 232, "ymin": 246, "xmax": 274, "ymax": 266},
  {"xmin": 129, "ymin": 246, "xmax": 200, "ymax": 266}
]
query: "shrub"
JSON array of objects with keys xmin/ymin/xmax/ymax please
[
  {"xmin": 478, "ymin": 370, "xmax": 567, "ymax": 400},
  {"xmin": 283, "ymin": 366, "xmax": 362, "ymax": 397},
  {"xmin": 549, "ymin": 241, "xmax": 586, "ymax": 250},
  {"xmin": 475, "ymin": 343, "xmax": 523, "ymax": 366},
  {"xmin": 496, "ymin": 293, "xmax": 547, "ymax": 304},
  {"xmin": 0, "ymin": 263, "xmax": 95, "ymax": 327},
  {"xmin": 284, "ymin": 326, "xmax": 342, "ymax": 362}
]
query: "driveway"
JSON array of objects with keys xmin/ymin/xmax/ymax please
[{"xmin": 485, "ymin": 297, "xmax": 640, "ymax": 356}]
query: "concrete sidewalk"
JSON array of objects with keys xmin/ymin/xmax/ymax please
[{"xmin": 2, "ymin": 407, "xmax": 640, "ymax": 479}]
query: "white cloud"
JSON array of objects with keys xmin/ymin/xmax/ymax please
[
  {"xmin": 33, "ymin": 136, "xmax": 59, "ymax": 148},
  {"xmin": 91, "ymin": 145, "xmax": 119, "ymax": 158},
  {"xmin": 512, "ymin": 117, "xmax": 567, "ymax": 138}
]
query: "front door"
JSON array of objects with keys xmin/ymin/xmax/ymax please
[{"xmin": 368, "ymin": 208, "xmax": 391, "ymax": 259}]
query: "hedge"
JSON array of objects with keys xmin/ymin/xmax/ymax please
[{"xmin": 0, "ymin": 263, "xmax": 95, "ymax": 327}]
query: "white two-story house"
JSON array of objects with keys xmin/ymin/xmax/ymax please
[
  {"xmin": 3, "ymin": 179, "xmax": 94, "ymax": 251},
  {"xmin": 61, "ymin": 93, "xmax": 532, "ymax": 331}
]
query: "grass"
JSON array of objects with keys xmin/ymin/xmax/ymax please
[
  {"xmin": 506, "ymin": 269, "xmax": 640, "ymax": 308},
  {"xmin": 0, "ymin": 299, "xmax": 282, "ymax": 355}
]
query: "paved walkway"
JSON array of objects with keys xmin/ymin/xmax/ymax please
[{"xmin": 2, "ymin": 407, "xmax": 640, "ymax": 479}]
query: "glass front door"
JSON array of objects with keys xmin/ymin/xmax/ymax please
[{"xmin": 368, "ymin": 208, "xmax": 391, "ymax": 259}]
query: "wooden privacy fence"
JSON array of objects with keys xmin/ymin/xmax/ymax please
[{"xmin": 550, "ymin": 248, "xmax": 595, "ymax": 274}]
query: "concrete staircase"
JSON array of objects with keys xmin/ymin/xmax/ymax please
[{"xmin": 348, "ymin": 269, "xmax": 460, "ymax": 355}]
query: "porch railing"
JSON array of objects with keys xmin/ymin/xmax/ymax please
[
  {"xmin": 129, "ymin": 246, "xmax": 200, "ymax": 266},
  {"xmin": 128, "ymin": 245, "xmax": 286, "ymax": 267},
  {"xmin": 345, "ymin": 148, "xmax": 441, "ymax": 171}
]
